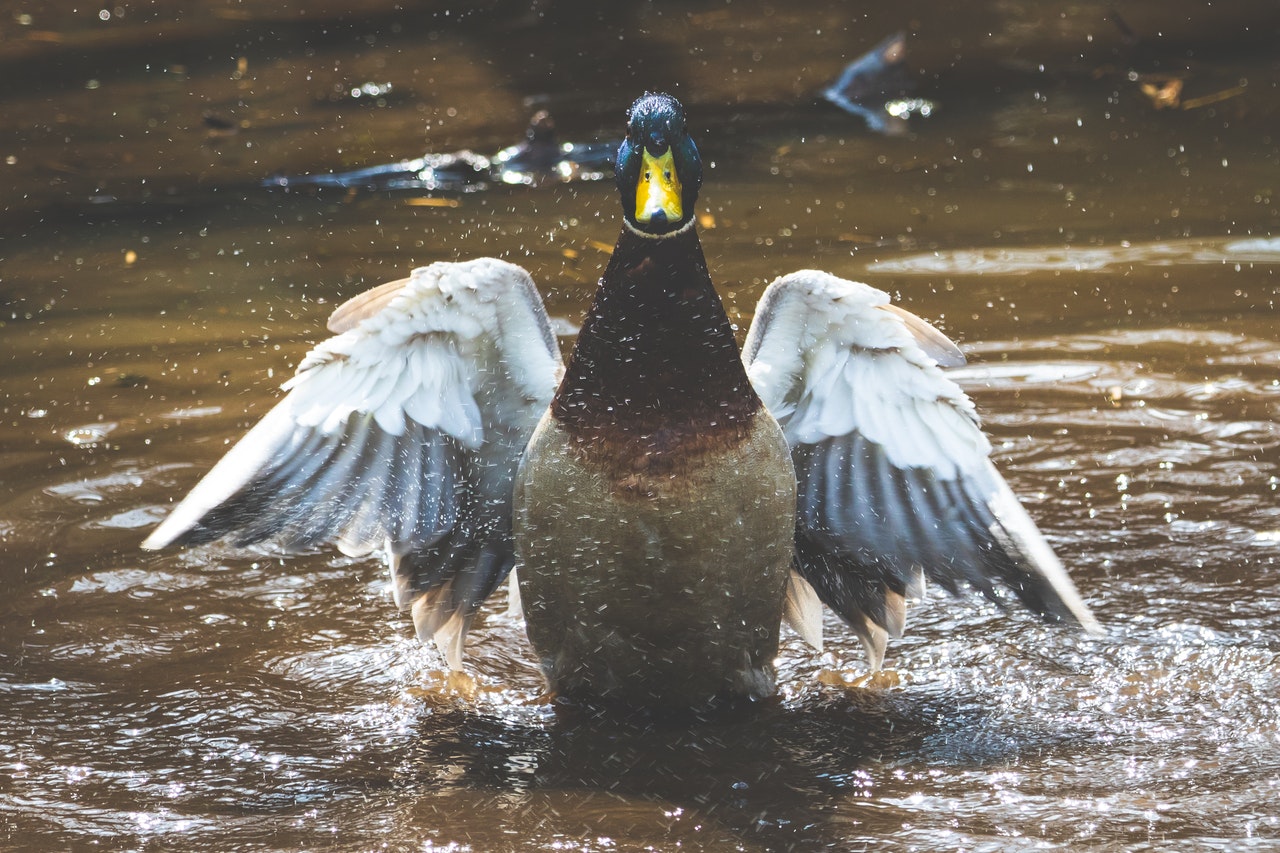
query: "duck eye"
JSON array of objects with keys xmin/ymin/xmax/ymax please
[
  {"xmin": 644, "ymin": 171, "xmax": 651, "ymax": 180},
  {"xmin": 664, "ymin": 171, "xmax": 672, "ymax": 180}
]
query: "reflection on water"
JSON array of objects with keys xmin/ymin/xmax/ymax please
[
  {"xmin": 2, "ymin": 0, "xmax": 1280, "ymax": 850},
  {"xmin": 868, "ymin": 237, "xmax": 1280, "ymax": 275}
]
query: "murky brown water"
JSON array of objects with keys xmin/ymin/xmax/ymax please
[{"xmin": 3, "ymin": 1, "xmax": 1280, "ymax": 850}]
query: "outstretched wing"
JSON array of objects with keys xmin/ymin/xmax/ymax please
[
  {"xmin": 143, "ymin": 258, "xmax": 564, "ymax": 667},
  {"xmin": 743, "ymin": 270, "xmax": 1098, "ymax": 669}
]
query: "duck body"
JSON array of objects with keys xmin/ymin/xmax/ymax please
[
  {"xmin": 515, "ymin": 224, "xmax": 796, "ymax": 707},
  {"xmin": 516, "ymin": 410, "xmax": 795, "ymax": 705}
]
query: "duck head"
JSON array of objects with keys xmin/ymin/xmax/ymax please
[{"xmin": 615, "ymin": 93, "xmax": 703, "ymax": 236}]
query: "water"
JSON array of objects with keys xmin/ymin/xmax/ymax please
[{"xmin": 2, "ymin": 1, "xmax": 1279, "ymax": 850}]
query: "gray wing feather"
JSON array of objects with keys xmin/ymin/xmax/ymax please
[
  {"xmin": 744, "ymin": 270, "xmax": 1098, "ymax": 665},
  {"xmin": 143, "ymin": 259, "xmax": 564, "ymax": 666}
]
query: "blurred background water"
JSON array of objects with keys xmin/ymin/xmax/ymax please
[{"xmin": 2, "ymin": 1, "xmax": 1279, "ymax": 850}]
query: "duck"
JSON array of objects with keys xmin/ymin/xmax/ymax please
[{"xmin": 144, "ymin": 93, "xmax": 1098, "ymax": 710}]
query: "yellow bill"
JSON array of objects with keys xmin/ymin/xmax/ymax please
[{"xmin": 635, "ymin": 148, "xmax": 682, "ymax": 225}]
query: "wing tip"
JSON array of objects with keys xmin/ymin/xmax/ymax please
[
  {"xmin": 878, "ymin": 303, "xmax": 966, "ymax": 367},
  {"xmin": 412, "ymin": 593, "xmax": 472, "ymax": 672},
  {"xmin": 140, "ymin": 516, "xmax": 185, "ymax": 551},
  {"xmin": 1055, "ymin": 596, "xmax": 1104, "ymax": 637},
  {"xmin": 783, "ymin": 570, "xmax": 825, "ymax": 652}
]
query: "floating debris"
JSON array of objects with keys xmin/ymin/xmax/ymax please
[
  {"xmin": 264, "ymin": 110, "xmax": 617, "ymax": 194},
  {"xmin": 821, "ymin": 32, "xmax": 934, "ymax": 134},
  {"xmin": 348, "ymin": 81, "xmax": 393, "ymax": 100},
  {"xmin": 202, "ymin": 110, "xmax": 243, "ymax": 141},
  {"xmin": 63, "ymin": 422, "xmax": 117, "ymax": 446},
  {"xmin": 264, "ymin": 150, "xmax": 490, "ymax": 193},
  {"xmin": 1110, "ymin": 12, "xmax": 1249, "ymax": 113},
  {"xmin": 885, "ymin": 97, "xmax": 935, "ymax": 120},
  {"xmin": 1138, "ymin": 75, "xmax": 1184, "ymax": 110},
  {"xmin": 403, "ymin": 197, "xmax": 461, "ymax": 208},
  {"xmin": 315, "ymin": 81, "xmax": 410, "ymax": 107},
  {"xmin": 1180, "ymin": 84, "xmax": 1247, "ymax": 111}
]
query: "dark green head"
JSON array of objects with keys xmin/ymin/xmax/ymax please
[{"xmin": 615, "ymin": 93, "xmax": 703, "ymax": 235}]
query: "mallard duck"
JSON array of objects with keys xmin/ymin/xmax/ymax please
[{"xmin": 145, "ymin": 93, "xmax": 1097, "ymax": 709}]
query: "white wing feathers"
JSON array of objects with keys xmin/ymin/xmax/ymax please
[
  {"xmin": 745, "ymin": 270, "xmax": 983, "ymax": 474},
  {"xmin": 143, "ymin": 259, "xmax": 563, "ymax": 666},
  {"xmin": 744, "ymin": 270, "xmax": 1098, "ymax": 668}
]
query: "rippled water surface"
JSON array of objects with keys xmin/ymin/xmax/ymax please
[{"xmin": 3, "ymin": 2, "xmax": 1279, "ymax": 850}]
